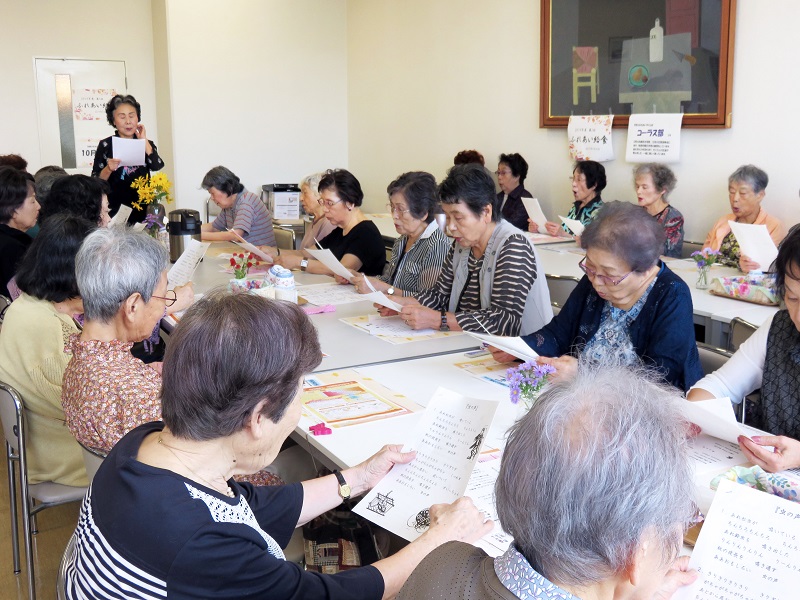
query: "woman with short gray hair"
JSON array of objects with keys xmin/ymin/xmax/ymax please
[
  {"xmin": 703, "ymin": 164, "xmax": 785, "ymax": 271},
  {"xmin": 492, "ymin": 201, "xmax": 702, "ymax": 391},
  {"xmin": 398, "ymin": 362, "xmax": 698, "ymax": 599},
  {"xmin": 633, "ymin": 163, "xmax": 684, "ymax": 257}
]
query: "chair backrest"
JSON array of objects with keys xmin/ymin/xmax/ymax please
[
  {"xmin": 274, "ymin": 226, "xmax": 296, "ymax": 251},
  {"xmin": 681, "ymin": 240, "xmax": 704, "ymax": 259},
  {"xmin": 572, "ymin": 46, "xmax": 598, "ymax": 71},
  {"xmin": 0, "ymin": 294, "xmax": 11, "ymax": 324},
  {"xmin": 79, "ymin": 443, "xmax": 106, "ymax": 483},
  {"xmin": 727, "ymin": 316, "xmax": 759, "ymax": 353},
  {"xmin": 205, "ymin": 196, "xmax": 221, "ymax": 223},
  {"xmin": 697, "ymin": 343, "xmax": 732, "ymax": 376},
  {"xmin": 0, "ymin": 381, "xmax": 22, "ymax": 455},
  {"xmin": 545, "ymin": 274, "xmax": 580, "ymax": 308}
]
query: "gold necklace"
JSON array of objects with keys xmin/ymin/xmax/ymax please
[{"xmin": 158, "ymin": 435, "xmax": 235, "ymax": 498}]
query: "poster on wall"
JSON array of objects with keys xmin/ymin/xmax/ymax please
[
  {"xmin": 75, "ymin": 138, "xmax": 100, "ymax": 168},
  {"xmin": 73, "ymin": 88, "xmax": 117, "ymax": 121},
  {"xmin": 567, "ymin": 115, "xmax": 614, "ymax": 162},
  {"xmin": 625, "ymin": 113, "xmax": 683, "ymax": 163}
]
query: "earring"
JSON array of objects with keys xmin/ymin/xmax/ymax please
[{"xmin": 347, "ymin": 205, "xmax": 352, "ymax": 211}]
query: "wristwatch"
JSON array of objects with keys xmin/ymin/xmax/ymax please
[
  {"xmin": 440, "ymin": 309, "xmax": 450, "ymax": 332},
  {"xmin": 300, "ymin": 259, "xmax": 309, "ymax": 272},
  {"xmin": 333, "ymin": 470, "xmax": 351, "ymax": 501},
  {"xmin": 386, "ymin": 286, "xmax": 395, "ymax": 296}
]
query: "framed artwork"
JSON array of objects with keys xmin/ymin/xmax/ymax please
[{"xmin": 539, "ymin": 0, "xmax": 736, "ymax": 128}]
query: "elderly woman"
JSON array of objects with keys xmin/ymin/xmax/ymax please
[
  {"xmin": 496, "ymin": 201, "xmax": 702, "ymax": 391},
  {"xmin": 531, "ymin": 160, "xmax": 605, "ymax": 238},
  {"xmin": 350, "ymin": 171, "xmax": 450, "ymax": 297},
  {"xmin": 0, "ymin": 214, "xmax": 95, "ymax": 487},
  {"xmin": 39, "ymin": 174, "xmax": 111, "ymax": 227},
  {"xmin": 0, "ymin": 166, "xmax": 38, "ymax": 297},
  {"xmin": 688, "ymin": 226, "xmax": 800, "ymax": 472},
  {"xmin": 298, "ymin": 172, "xmax": 336, "ymax": 249},
  {"xmin": 495, "ymin": 153, "xmax": 532, "ymax": 231},
  {"xmin": 703, "ymin": 164, "xmax": 785, "ymax": 271},
  {"xmin": 64, "ymin": 292, "xmax": 489, "ymax": 599},
  {"xmin": 398, "ymin": 362, "xmax": 698, "ymax": 599},
  {"xmin": 92, "ymin": 94, "xmax": 165, "ymax": 224},
  {"xmin": 276, "ymin": 169, "xmax": 386, "ymax": 276},
  {"xmin": 634, "ymin": 163, "xmax": 684, "ymax": 258},
  {"xmin": 394, "ymin": 164, "xmax": 552, "ymax": 336},
  {"xmin": 453, "ymin": 150, "xmax": 485, "ymax": 166},
  {"xmin": 200, "ymin": 165, "xmax": 277, "ymax": 247}
]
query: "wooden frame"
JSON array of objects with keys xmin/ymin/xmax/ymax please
[{"xmin": 540, "ymin": 0, "xmax": 736, "ymax": 128}]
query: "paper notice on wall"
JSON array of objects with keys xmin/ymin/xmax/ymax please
[
  {"xmin": 626, "ymin": 113, "xmax": 683, "ymax": 163},
  {"xmin": 567, "ymin": 115, "xmax": 614, "ymax": 162},
  {"xmin": 273, "ymin": 191, "xmax": 300, "ymax": 219},
  {"xmin": 76, "ymin": 138, "xmax": 101, "ymax": 168},
  {"xmin": 73, "ymin": 88, "xmax": 117, "ymax": 121}
]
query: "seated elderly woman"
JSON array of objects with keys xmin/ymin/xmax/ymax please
[
  {"xmin": 703, "ymin": 164, "xmax": 786, "ymax": 271},
  {"xmin": 64, "ymin": 292, "xmax": 489, "ymax": 599},
  {"xmin": 530, "ymin": 160, "xmax": 605, "ymax": 238},
  {"xmin": 398, "ymin": 362, "xmax": 698, "ymax": 599},
  {"xmin": 200, "ymin": 165, "xmax": 277, "ymax": 246},
  {"xmin": 495, "ymin": 153, "xmax": 532, "ymax": 231},
  {"xmin": 38, "ymin": 173, "xmax": 111, "ymax": 227},
  {"xmin": 494, "ymin": 201, "xmax": 702, "ymax": 392},
  {"xmin": 349, "ymin": 171, "xmax": 450, "ymax": 297},
  {"xmin": 276, "ymin": 169, "xmax": 387, "ymax": 276},
  {"xmin": 0, "ymin": 214, "xmax": 95, "ymax": 487},
  {"xmin": 0, "ymin": 166, "xmax": 38, "ymax": 297},
  {"xmin": 298, "ymin": 172, "xmax": 336, "ymax": 249},
  {"xmin": 688, "ymin": 225, "xmax": 800, "ymax": 472},
  {"xmin": 634, "ymin": 163, "xmax": 684, "ymax": 258},
  {"xmin": 392, "ymin": 164, "xmax": 552, "ymax": 336}
]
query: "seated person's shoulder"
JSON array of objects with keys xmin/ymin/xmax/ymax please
[{"xmin": 399, "ymin": 541, "xmax": 495, "ymax": 599}]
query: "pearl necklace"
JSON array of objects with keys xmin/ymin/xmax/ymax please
[{"xmin": 158, "ymin": 435, "xmax": 235, "ymax": 498}]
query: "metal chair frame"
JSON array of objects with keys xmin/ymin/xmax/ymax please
[
  {"xmin": 727, "ymin": 316, "xmax": 759, "ymax": 353},
  {"xmin": 545, "ymin": 274, "xmax": 581, "ymax": 309}
]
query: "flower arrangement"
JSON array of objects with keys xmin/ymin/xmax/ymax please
[
  {"xmin": 507, "ymin": 361, "xmax": 556, "ymax": 413},
  {"xmin": 230, "ymin": 252, "xmax": 261, "ymax": 279},
  {"xmin": 142, "ymin": 213, "xmax": 165, "ymax": 238},
  {"xmin": 691, "ymin": 247, "xmax": 721, "ymax": 289},
  {"xmin": 130, "ymin": 172, "xmax": 173, "ymax": 211}
]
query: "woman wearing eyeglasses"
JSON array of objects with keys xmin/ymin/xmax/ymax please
[
  {"xmin": 494, "ymin": 201, "xmax": 702, "ymax": 392},
  {"xmin": 275, "ymin": 169, "xmax": 386, "ymax": 276},
  {"xmin": 530, "ymin": 160, "xmax": 605, "ymax": 238},
  {"xmin": 349, "ymin": 172, "xmax": 450, "ymax": 297}
]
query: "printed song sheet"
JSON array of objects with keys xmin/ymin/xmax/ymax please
[
  {"xmin": 558, "ymin": 215, "xmax": 585, "ymax": 236},
  {"xmin": 111, "ymin": 136, "xmax": 145, "ymax": 167},
  {"xmin": 300, "ymin": 380, "xmax": 412, "ymax": 427},
  {"xmin": 681, "ymin": 397, "xmax": 742, "ymax": 444},
  {"xmin": 306, "ymin": 248, "xmax": 355, "ymax": 281},
  {"xmin": 297, "ymin": 283, "xmax": 364, "ymax": 306},
  {"xmin": 340, "ymin": 315, "xmax": 464, "ymax": 344},
  {"xmin": 467, "ymin": 455, "xmax": 513, "ymax": 557},
  {"xmin": 361, "ymin": 291, "xmax": 403, "ymax": 312},
  {"xmin": 728, "ymin": 221, "xmax": 779, "ymax": 271},
  {"xmin": 167, "ymin": 239, "xmax": 210, "ymax": 288},
  {"xmin": 227, "ymin": 229, "xmax": 274, "ymax": 263},
  {"xmin": 674, "ymin": 479, "xmax": 800, "ymax": 600},
  {"xmin": 453, "ymin": 356, "xmax": 510, "ymax": 388},
  {"xmin": 108, "ymin": 204, "xmax": 132, "ymax": 227},
  {"xmin": 360, "ymin": 314, "xmax": 434, "ymax": 337},
  {"xmin": 522, "ymin": 198, "xmax": 548, "ymax": 231},
  {"xmin": 354, "ymin": 388, "xmax": 499, "ymax": 541},
  {"xmin": 466, "ymin": 332, "xmax": 539, "ymax": 363}
]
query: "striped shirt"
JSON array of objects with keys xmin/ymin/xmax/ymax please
[
  {"xmin": 378, "ymin": 221, "xmax": 451, "ymax": 294},
  {"xmin": 415, "ymin": 233, "xmax": 537, "ymax": 335},
  {"xmin": 212, "ymin": 189, "xmax": 277, "ymax": 247}
]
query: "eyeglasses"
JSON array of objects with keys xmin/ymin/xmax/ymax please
[
  {"xmin": 495, "ymin": 170, "xmax": 512, "ymax": 176},
  {"xmin": 318, "ymin": 198, "xmax": 343, "ymax": 209},
  {"xmin": 386, "ymin": 203, "xmax": 411, "ymax": 217},
  {"xmin": 578, "ymin": 257, "xmax": 633, "ymax": 287},
  {"xmin": 151, "ymin": 289, "xmax": 177, "ymax": 307},
  {"xmin": 569, "ymin": 175, "xmax": 587, "ymax": 184}
]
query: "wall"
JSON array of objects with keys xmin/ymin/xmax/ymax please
[
  {"xmin": 0, "ymin": 0, "xmax": 158, "ymax": 173},
  {"xmin": 347, "ymin": 0, "xmax": 800, "ymax": 242},
  {"xmin": 160, "ymin": 0, "xmax": 349, "ymax": 217}
]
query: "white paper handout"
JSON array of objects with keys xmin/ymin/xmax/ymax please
[
  {"xmin": 467, "ymin": 456, "xmax": 513, "ymax": 557},
  {"xmin": 625, "ymin": 113, "xmax": 683, "ymax": 163},
  {"xmin": 226, "ymin": 229, "xmax": 274, "ymax": 263},
  {"xmin": 297, "ymin": 282, "xmax": 364, "ymax": 306},
  {"xmin": 111, "ymin": 136, "xmax": 146, "ymax": 167},
  {"xmin": 167, "ymin": 239, "xmax": 210, "ymax": 288},
  {"xmin": 681, "ymin": 397, "xmax": 742, "ymax": 444},
  {"xmin": 354, "ymin": 388, "xmax": 499, "ymax": 541},
  {"xmin": 522, "ymin": 198, "xmax": 548, "ymax": 231},
  {"xmin": 466, "ymin": 332, "xmax": 539, "ymax": 363},
  {"xmin": 674, "ymin": 479, "xmax": 800, "ymax": 600},
  {"xmin": 361, "ymin": 291, "xmax": 403, "ymax": 313},
  {"xmin": 728, "ymin": 221, "xmax": 779, "ymax": 271},
  {"xmin": 361, "ymin": 314, "xmax": 434, "ymax": 337},
  {"xmin": 306, "ymin": 248, "xmax": 354, "ymax": 281},
  {"xmin": 558, "ymin": 215, "xmax": 585, "ymax": 236},
  {"xmin": 108, "ymin": 204, "xmax": 132, "ymax": 227}
]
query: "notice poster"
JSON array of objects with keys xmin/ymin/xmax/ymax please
[
  {"xmin": 626, "ymin": 113, "xmax": 683, "ymax": 163},
  {"xmin": 567, "ymin": 115, "xmax": 614, "ymax": 162},
  {"xmin": 73, "ymin": 88, "xmax": 117, "ymax": 121}
]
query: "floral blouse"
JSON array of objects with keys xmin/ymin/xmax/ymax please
[
  {"xmin": 718, "ymin": 231, "xmax": 742, "ymax": 268},
  {"xmin": 494, "ymin": 545, "xmax": 580, "ymax": 599},
  {"xmin": 653, "ymin": 204, "xmax": 684, "ymax": 258}
]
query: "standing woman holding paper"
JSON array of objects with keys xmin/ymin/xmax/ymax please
[
  {"xmin": 92, "ymin": 94, "xmax": 165, "ymax": 224},
  {"xmin": 530, "ymin": 160, "xmax": 605, "ymax": 238},
  {"xmin": 703, "ymin": 164, "xmax": 785, "ymax": 271}
]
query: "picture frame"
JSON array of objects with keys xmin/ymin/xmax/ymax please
[{"xmin": 539, "ymin": 0, "xmax": 736, "ymax": 128}]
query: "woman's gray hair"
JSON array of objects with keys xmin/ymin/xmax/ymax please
[
  {"xmin": 633, "ymin": 163, "xmax": 677, "ymax": 201},
  {"xmin": 76, "ymin": 226, "xmax": 169, "ymax": 322},
  {"xmin": 580, "ymin": 201, "xmax": 665, "ymax": 272},
  {"xmin": 729, "ymin": 164, "xmax": 768, "ymax": 194},
  {"xmin": 300, "ymin": 172, "xmax": 324, "ymax": 198},
  {"xmin": 496, "ymin": 360, "xmax": 695, "ymax": 587}
]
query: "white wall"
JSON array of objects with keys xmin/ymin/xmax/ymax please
[
  {"xmin": 347, "ymin": 0, "xmax": 800, "ymax": 242},
  {"xmin": 161, "ymin": 0, "xmax": 349, "ymax": 217},
  {"xmin": 0, "ymin": 0, "xmax": 158, "ymax": 173}
]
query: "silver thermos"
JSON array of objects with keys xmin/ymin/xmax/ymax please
[{"xmin": 168, "ymin": 209, "xmax": 202, "ymax": 262}]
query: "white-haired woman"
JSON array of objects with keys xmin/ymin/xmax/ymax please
[
  {"xmin": 633, "ymin": 163, "xmax": 684, "ymax": 258},
  {"xmin": 399, "ymin": 362, "xmax": 698, "ymax": 599}
]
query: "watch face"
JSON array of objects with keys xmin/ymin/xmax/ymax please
[
  {"xmin": 340, "ymin": 484, "xmax": 351, "ymax": 499},
  {"xmin": 387, "ymin": 287, "xmax": 394, "ymax": 295}
]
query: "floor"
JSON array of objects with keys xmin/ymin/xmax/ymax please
[{"xmin": 0, "ymin": 453, "xmax": 80, "ymax": 599}]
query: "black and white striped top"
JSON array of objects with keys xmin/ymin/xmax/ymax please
[
  {"xmin": 414, "ymin": 233, "xmax": 537, "ymax": 336},
  {"xmin": 378, "ymin": 221, "xmax": 451, "ymax": 294}
]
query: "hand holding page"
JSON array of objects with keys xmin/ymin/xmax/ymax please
[
  {"xmin": 728, "ymin": 221, "xmax": 778, "ymax": 270},
  {"xmin": 465, "ymin": 332, "xmax": 539, "ymax": 363},
  {"xmin": 111, "ymin": 137, "xmax": 146, "ymax": 167},
  {"xmin": 354, "ymin": 388, "xmax": 499, "ymax": 541},
  {"xmin": 522, "ymin": 198, "xmax": 548, "ymax": 230},
  {"xmin": 681, "ymin": 397, "xmax": 743, "ymax": 444},
  {"xmin": 108, "ymin": 204, "xmax": 132, "ymax": 227},
  {"xmin": 226, "ymin": 229, "xmax": 274, "ymax": 263},
  {"xmin": 558, "ymin": 215, "xmax": 585, "ymax": 236},
  {"xmin": 306, "ymin": 248, "xmax": 354, "ymax": 281},
  {"xmin": 362, "ymin": 290, "xmax": 403, "ymax": 312},
  {"xmin": 167, "ymin": 239, "xmax": 210, "ymax": 288}
]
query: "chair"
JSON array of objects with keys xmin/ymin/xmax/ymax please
[
  {"xmin": 545, "ymin": 274, "xmax": 580, "ymax": 310},
  {"xmin": 681, "ymin": 240, "xmax": 704, "ymax": 259},
  {"xmin": 274, "ymin": 226, "xmax": 297, "ymax": 251},
  {"xmin": 727, "ymin": 316, "xmax": 758, "ymax": 353},
  {"xmin": 205, "ymin": 195, "xmax": 221, "ymax": 223},
  {"xmin": 0, "ymin": 382, "xmax": 86, "ymax": 600},
  {"xmin": 696, "ymin": 342, "xmax": 731, "ymax": 376},
  {"xmin": 55, "ymin": 532, "xmax": 77, "ymax": 600},
  {"xmin": 78, "ymin": 442, "xmax": 106, "ymax": 483},
  {"xmin": 572, "ymin": 46, "xmax": 599, "ymax": 105},
  {"xmin": 0, "ymin": 294, "xmax": 10, "ymax": 325}
]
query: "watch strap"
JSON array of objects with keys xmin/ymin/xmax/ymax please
[
  {"xmin": 300, "ymin": 259, "xmax": 309, "ymax": 272},
  {"xmin": 440, "ymin": 309, "xmax": 450, "ymax": 332}
]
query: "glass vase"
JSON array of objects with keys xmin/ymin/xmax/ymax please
[{"xmin": 696, "ymin": 265, "xmax": 711, "ymax": 290}]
